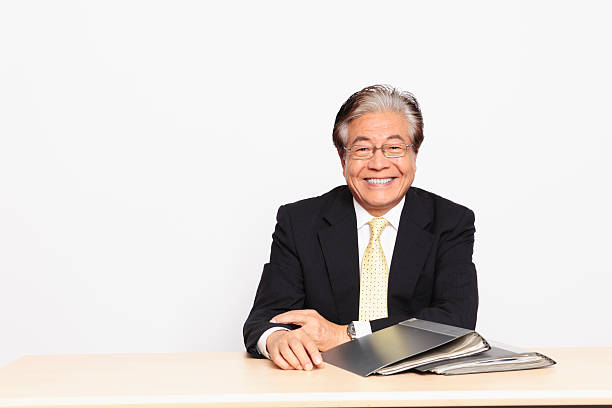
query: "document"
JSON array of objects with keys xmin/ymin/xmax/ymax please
[{"xmin": 415, "ymin": 341, "xmax": 556, "ymax": 375}]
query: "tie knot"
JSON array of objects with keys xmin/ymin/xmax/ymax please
[{"xmin": 368, "ymin": 217, "xmax": 388, "ymax": 240}]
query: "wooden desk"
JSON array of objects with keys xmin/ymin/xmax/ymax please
[{"xmin": 0, "ymin": 348, "xmax": 611, "ymax": 407}]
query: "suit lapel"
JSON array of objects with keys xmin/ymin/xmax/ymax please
[
  {"xmin": 388, "ymin": 188, "xmax": 434, "ymax": 307},
  {"xmin": 317, "ymin": 186, "xmax": 434, "ymax": 322},
  {"xmin": 317, "ymin": 187, "xmax": 360, "ymax": 323}
]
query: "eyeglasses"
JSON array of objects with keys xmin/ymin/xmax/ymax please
[{"xmin": 344, "ymin": 143, "xmax": 414, "ymax": 159}]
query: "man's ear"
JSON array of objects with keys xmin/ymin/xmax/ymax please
[{"xmin": 337, "ymin": 148, "xmax": 347, "ymax": 177}]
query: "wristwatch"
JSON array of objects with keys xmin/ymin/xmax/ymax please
[{"xmin": 347, "ymin": 321, "xmax": 358, "ymax": 340}]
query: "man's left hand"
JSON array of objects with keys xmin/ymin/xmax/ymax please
[{"xmin": 270, "ymin": 309, "xmax": 350, "ymax": 351}]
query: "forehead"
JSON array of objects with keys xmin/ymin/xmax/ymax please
[{"xmin": 346, "ymin": 111, "xmax": 410, "ymax": 144}]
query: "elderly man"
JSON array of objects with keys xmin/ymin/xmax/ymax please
[{"xmin": 243, "ymin": 85, "xmax": 478, "ymax": 371}]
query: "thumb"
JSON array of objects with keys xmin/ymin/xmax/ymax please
[{"xmin": 270, "ymin": 311, "xmax": 308, "ymax": 325}]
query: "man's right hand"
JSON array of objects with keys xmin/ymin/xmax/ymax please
[{"xmin": 266, "ymin": 328, "xmax": 324, "ymax": 370}]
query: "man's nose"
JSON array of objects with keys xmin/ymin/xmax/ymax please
[{"xmin": 367, "ymin": 148, "xmax": 390, "ymax": 169}]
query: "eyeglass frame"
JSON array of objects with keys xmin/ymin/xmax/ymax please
[{"xmin": 343, "ymin": 142, "xmax": 415, "ymax": 159}]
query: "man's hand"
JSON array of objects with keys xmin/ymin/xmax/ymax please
[
  {"xmin": 266, "ymin": 328, "xmax": 323, "ymax": 370},
  {"xmin": 271, "ymin": 309, "xmax": 350, "ymax": 352},
  {"xmin": 265, "ymin": 310, "xmax": 350, "ymax": 370}
]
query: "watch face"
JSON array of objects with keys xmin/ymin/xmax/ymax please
[{"xmin": 348, "ymin": 322, "xmax": 357, "ymax": 338}]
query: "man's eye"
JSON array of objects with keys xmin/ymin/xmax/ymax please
[
  {"xmin": 355, "ymin": 146, "xmax": 371, "ymax": 152},
  {"xmin": 388, "ymin": 145, "xmax": 402, "ymax": 151}
]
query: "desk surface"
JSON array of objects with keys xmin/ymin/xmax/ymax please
[{"xmin": 0, "ymin": 348, "xmax": 611, "ymax": 407}]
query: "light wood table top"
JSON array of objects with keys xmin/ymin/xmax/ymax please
[{"xmin": 0, "ymin": 348, "xmax": 611, "ymax": 407}]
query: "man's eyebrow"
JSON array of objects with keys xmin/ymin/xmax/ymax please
[
  {"xmin": 386, "ymin": 135, "xmax": 406, "ymax": 142},
  {"xmin": 351, "ymin": 134, "xmax": 406, "ymax": 144},
  {"xmin": 351, "ymin": 136, "xmax": 371, "ymax": 144}
]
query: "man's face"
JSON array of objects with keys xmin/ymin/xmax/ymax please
[{"xmin": 339, "ymin": 111, "xmax": 417, "ymax": 217}]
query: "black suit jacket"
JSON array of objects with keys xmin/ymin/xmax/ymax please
[{"xmin": 243, "ymin": 185, "xmax": 478, "ymax": 357}]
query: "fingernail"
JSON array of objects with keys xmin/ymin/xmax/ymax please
[
  {"xmin": 314, "ymin": 356, "xmax": 322, "ymax": 364},
  {"xmin": 305, "ymin": 363, "xmax": 312, "ymax": 370},
  {"xmin": 270, "ymin": 318, "xmax": 277, "ymax": 323}
]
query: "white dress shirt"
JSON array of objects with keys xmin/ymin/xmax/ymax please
[{"xmin": 256, "ymin": 196, "xmax": 406, "ymax": 358}]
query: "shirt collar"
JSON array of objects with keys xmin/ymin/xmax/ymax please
[{"xmin": 353, "ymin": 195, "xmax": 406, "ymax": 231}]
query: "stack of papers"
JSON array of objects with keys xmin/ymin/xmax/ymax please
[{"xmin": 323, "ymin": 319, "xmax": 556, "ymax": 377}]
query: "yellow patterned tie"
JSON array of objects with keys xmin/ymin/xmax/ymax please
[{"xmin": 359, "ymin": 217, "xmax": 389, "ymax": 321}]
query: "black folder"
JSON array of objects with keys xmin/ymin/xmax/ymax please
[{"xmin": 322, "ymin": 318, "xmax": 489, "ymax": 376}]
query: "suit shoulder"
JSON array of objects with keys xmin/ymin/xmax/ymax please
[
  {"xmin": 410, "ymin": 186, "xmax": 475, "ymax": 223},
  {"xmin": 277, "ymin": 185, "xmax": 348, "ymax": 228}
]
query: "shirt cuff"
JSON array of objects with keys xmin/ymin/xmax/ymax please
[
  {"xmin": 353, "ymin": 320, "xmax": 372, "ymax": 338},
  {"xmin": 257, "ymin": 327, "xmax": 290, "ymax": 359}
]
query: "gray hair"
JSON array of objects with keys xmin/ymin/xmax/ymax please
[{"xmin": 332, "ymin": 84, "xmax": 424, "ymax": 154}]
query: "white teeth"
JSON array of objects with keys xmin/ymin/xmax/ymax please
[{"xmin": 366, "ymin": 178, "xmax": 393, "ymax": 184}]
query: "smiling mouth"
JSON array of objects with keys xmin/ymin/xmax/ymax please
[{"xmin": 365, "ymin": 178, "xmax": 395, "ymax": 185}]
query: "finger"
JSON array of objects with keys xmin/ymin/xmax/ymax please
[
  {"xmin": 289, "ymin": 338, "xmax": 314, "ymax": 371},
  {"xmin": 267, "ymin": 332, "xmax": 293, "ymax": 370},
  {"xmin": 270, "ymin": 310, "xmax": 309, "ymax": 325},
  {"xmin": 279, "ymin": 342, "xmax": 302, "ymax": 370},
  {"xmin": 303, "ymin": 337, "xmax": 324, "ymax": 367},
  {"xmin": 269, "ymin": 348, "xmax": 292, "ymax": 370}
]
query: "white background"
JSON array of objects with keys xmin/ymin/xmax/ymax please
[{"xmin": 1, "ymin": 1, "xmax": 611, "ymax": 367}]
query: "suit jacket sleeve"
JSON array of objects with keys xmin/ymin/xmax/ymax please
[
  {"xmin": 371, "ymin": 207, "xmax": 478, "ymax": 332},
  {"xmin": 243, "ymin": 205, "xmax": 304, "ymax": 357}
]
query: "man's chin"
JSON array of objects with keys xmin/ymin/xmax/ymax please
[{"xmin": 359, "ymin": 198, "xmax": 402, "ymax": 215}]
